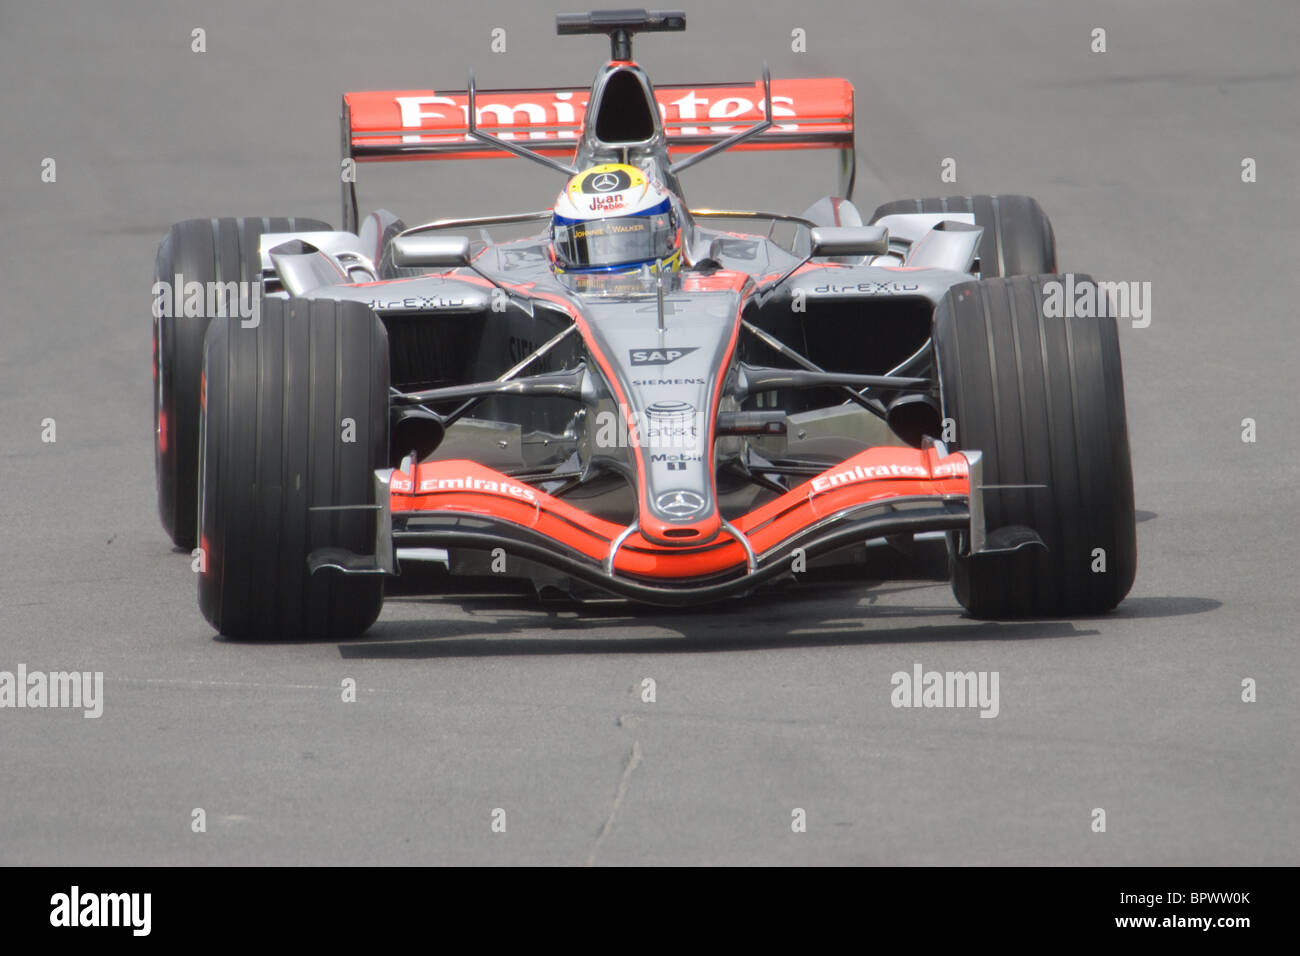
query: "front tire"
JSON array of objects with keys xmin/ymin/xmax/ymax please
[
  {"xmin": 197, "ymin": 297, "xmax": 388, "ymax": 640},
  {"xmin": 870, "ymin": 194, "xmax": 1055, "ymax": 277},
  {"xmin": 153, "ymin": 216, "xmax": 331, "ymax": 549},
  {"xmin": 934, "ymin": 274, "xmax": 1136, "ymax": 617}
]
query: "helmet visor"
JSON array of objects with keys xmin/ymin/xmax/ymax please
[{"xmin": 553, "ymin": 211, "xmax": 676, "ymax": 270}]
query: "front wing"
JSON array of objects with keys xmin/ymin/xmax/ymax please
[{"xmin": 310, "ymin": 445, "xmax": 1000, "ymax": 606}]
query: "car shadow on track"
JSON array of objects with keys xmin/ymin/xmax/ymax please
[
  {"xmin": 337, "ymin": 582, "xmax": 1220, "ymax": 659},
  {"xmin": 341, "ymin": 620, "xmax": 1093, "ymax": 659}
]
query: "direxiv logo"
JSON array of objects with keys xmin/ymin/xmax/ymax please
[{"xmin": 50, "ymin": 886, "xmax": 151, "ymax": 936}]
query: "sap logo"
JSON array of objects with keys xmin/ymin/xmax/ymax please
[{"xmin": 629, "ymin": 347, "xmax": 698, "ymax": 366}]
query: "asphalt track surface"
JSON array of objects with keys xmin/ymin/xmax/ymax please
[{"xmin": 1, "ymin": 1, "xmax": 1297, "ymax": 865}]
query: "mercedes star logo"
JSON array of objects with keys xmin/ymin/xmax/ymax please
[
  {"xmin": 655, "ymin": 490, "xmax": 706, "ymax": 518},
  {"xmin": 591, "ymin": 172, "xmax": 620, "ymax": 192}
]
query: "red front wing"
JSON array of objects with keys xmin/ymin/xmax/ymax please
[{"xmin": 387, "ymin": 445, "xmax": 972, "ymax": 589}]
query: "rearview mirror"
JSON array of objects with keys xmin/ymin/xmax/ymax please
[
  {"xmin": 391, "ymin": 235, "xmax": 473, "ymax": 269},
  {"xmin": 808, "ymin": 225, "xmax": 889, "ymax": 258}
]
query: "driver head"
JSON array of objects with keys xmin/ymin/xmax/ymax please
[{"xmin": 551, "ymin": 163, "xmax": 681, "ymax": 274}]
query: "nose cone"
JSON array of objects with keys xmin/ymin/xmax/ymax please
[{"xmin": 571, "ymin": 275, "xmax": 751, "ymax": 547}]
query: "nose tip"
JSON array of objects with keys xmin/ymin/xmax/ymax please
[{"xmin": 638, "ymin": 509, "xmax": 722, "ymax": 547}]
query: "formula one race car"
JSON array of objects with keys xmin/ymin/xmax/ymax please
[{"xmin": 151, "ymin": 9, "xmax": 1136, "ymax": 639}]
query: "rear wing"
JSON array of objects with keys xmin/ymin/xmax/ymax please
[{"xmin": 339, "ymin": 78, "xmax": 854, "ymax": 231}]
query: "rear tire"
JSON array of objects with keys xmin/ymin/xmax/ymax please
[
  {"xmin": 934, "ymin": 274, "xmax": 1136, "ymax": 617},
  {"xmin": 153, "ymin": 216, "xmax": 330, "ymax": 549},
  {"xmin": 197, "ymin": 297, "xmax": 388, "ymax": 640},
  {"xmin": 870, "ymin": 195, "xmax": 1055, "ymax": 277}
]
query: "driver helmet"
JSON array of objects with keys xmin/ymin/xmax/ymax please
[{"xmin": 551, "ymin": 163, "xmax": 681, "ymax": 274}]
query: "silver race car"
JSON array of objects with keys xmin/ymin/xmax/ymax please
[{"xmin": 151, "ymin": 9, "xmax": 1136, "ymax": 639}]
